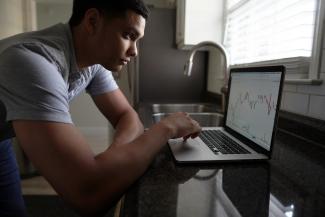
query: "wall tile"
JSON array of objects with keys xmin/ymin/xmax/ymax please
[
  {"xmin": 296, "ymin": 72, "xmax": 325, "ymax": 95},
  {"xmin": 283, "ymin": 83, "xmax": 297, "ymax": 92},
  {"xmin": 308, "ymin": 95, "xmax": 325, "ymax": 120},
  {"xmin": 322, "ymin": 72, "xmax": 325, "ymax": 79},
  {"xmin": 281, "ymin": 92, "xmax": 309, "ymax": 115}
]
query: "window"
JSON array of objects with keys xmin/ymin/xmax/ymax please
[{"xmin": 224, "ymin": 0, "xmax": 324, "ymax": 84}]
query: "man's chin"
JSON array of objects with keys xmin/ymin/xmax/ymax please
[{"xmin": 102, "ymin": 64, "xmax": 123, "ymax": 72}]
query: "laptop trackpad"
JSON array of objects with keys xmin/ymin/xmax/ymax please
[{"xmin": 168, "ymin": 138, "xmax": 217, "ymax": 161}]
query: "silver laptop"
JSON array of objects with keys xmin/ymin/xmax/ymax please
[{"xmin": 168, "ymin": 66, "xmax": 285, "ymax": 163}]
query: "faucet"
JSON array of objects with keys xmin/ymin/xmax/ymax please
[{"xmin": 183, "ymin": 41, "xmax": 229, "ymax": 113}]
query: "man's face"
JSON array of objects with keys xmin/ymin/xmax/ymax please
[{"xmin": 94, "ymin": 10, "xmax": 146, "ymax": 72}]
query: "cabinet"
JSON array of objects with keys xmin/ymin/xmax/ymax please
[{"xmin": 176, "ymin": 0, "xmax": 225, "ymax": 49}]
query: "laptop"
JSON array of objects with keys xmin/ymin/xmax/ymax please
[{"xmin": 168, "ymin": 65, "xmax": 285, "ymax": 163}]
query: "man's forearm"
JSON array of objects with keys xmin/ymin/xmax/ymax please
[
  {"xmin": 112, "ymin": 110, "xmax": 144, "ymax": 145},
  {"xmin": 90, "ymin": 112, "xmax": 200, "ymax": 215}
]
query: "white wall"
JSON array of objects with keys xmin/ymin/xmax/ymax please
[
  {"xmin": 36, "ymin": 1, "xmax": 72, "ymax": 29},
  {"xmin": 0, "ymin": 0, "xmax": 24, "ymax": 39}
]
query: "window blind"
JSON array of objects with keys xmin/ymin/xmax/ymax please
[{"xmin": 224, "ymin": 0, "xmax": 318, "ymax": 67}]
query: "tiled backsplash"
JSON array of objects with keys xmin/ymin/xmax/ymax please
[{"xmin": 280, "ymin": 45, "xmax": 325, "ymax": 121}]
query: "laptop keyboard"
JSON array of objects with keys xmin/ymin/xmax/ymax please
[{"xmin": 199, "ymin": 130, "xmax": 251, "ymax": 155}]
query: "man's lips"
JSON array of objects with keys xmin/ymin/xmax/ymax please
[{"xmin": 120, "ymin": 59, "xmax": 130, "ymax": 65}]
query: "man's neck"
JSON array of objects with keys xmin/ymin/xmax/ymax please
[{"xmin": 70, "ymin": 25, "xmax": 95, "ymax": 69}]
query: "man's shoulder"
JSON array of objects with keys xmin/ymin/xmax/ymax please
[
  {"xmin": 0, "ymin": 42, "xmax": 61, "ymax": 72},
  {"xmin": 0, "ymin": 23, "xmax": 72, "ymax": 62},
  {"xmin": 0, "ymin": 24, "xmax": 72, "ymax": 77}
]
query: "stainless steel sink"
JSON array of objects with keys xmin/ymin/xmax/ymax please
[
  {"xmin": 152, "ymin": 103, "xmax": 219, "ymax": 113},
  {"xmin": 152, "ymin": 112, "xmax": 224, "ymax": 127}
]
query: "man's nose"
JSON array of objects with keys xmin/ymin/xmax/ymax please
[{"xmin": 128, "ymin": 42, "xmax": 138, "ymax": 57}]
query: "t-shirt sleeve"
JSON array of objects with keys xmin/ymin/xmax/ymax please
[
  {"xmin": 86, "ymin": 64, "xmax": 119, "ymax": 96},
  {"xmin": 0, "ymin": 44, "xmax": 72, "ymax": 124}
]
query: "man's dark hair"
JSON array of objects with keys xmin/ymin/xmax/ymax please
[{"xmin": 69, "ymin": 0, "xmax": 149, "ymax": 26}]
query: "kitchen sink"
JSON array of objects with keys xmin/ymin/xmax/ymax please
[
  {"xmin": 152, "ymin": 112, "xmax": 224, "ymax": 127},
  {"xmin": 151, "ymin": 103, "xmax": 219, "ymax": 114}
]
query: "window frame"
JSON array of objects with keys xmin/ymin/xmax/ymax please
[{"xmin": 224, "ymin": 0, "xmax": 324, "ymax": 85}]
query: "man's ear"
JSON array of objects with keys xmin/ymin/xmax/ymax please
[{"xmin": 83, "ymin": 8, "xmax": 102, "ymax": 35}]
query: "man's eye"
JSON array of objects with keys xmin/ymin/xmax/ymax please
[
  {"xmin": 123, "ymin": 33, "xmax": 131, "ymax": 39},
  {"xmin": 123, "ymin": 32, "xmax": 137, "ymax": 41}
]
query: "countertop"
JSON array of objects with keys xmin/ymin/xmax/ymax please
[{"xmin": 120, "ymin": 103, "xmax": 325, "ymax": 217}]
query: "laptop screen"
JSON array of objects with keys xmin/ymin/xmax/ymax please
[{"xmin": 225, "ymin": 69, "xmax": 283, "ymax": 151}]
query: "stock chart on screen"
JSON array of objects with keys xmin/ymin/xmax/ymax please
[{"xmin": 225, "ymin": 72, "xmax": 281, "ymax": 150}]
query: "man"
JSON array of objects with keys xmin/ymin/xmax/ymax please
[{"xmin": 0, "ymin": 0, "xmax": 201, "ymax": 216}]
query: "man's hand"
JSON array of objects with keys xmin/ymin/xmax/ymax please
[{"xmin": 159, "ymin": 112, "xmax": 201, "ymax": 140}]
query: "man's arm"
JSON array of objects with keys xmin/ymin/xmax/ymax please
[
  {"xmin": 92, "ymin": 89, "xmax": 144, "ymax": 145},
  {"xmin": 13, "ymin": 112, "xmax": 200, "ymax": 217}
]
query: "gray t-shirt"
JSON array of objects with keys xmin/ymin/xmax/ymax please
[{"xmin": 0, "ymin": 23, "xmax": 118, "ymax": 140}]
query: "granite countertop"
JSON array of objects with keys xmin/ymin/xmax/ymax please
[{"xmin": 120, "ymin": 103, "xmax": 325, "ymax": 217}]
